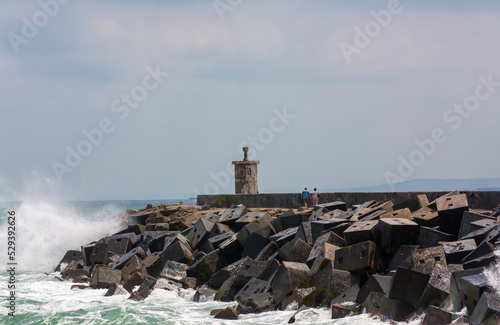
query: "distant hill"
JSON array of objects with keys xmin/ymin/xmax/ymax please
[{"xmin": 348, "ymin": 178, "xmax": 500, "ymax": 192}]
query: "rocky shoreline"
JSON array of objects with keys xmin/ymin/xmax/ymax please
[{"xmin": 54, "ymin": 191, "xmax": 500, "ymax": 324}]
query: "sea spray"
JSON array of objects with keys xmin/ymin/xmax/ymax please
[
  {"xmin": 0, "ymin": 200, "xmax": 124, "ymax": 272},
  {"xmin": 484, "ymin": 247, "xmax": 500, "ymax": 295}
]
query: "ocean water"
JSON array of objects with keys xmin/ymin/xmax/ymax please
[{"xmin": 0, "ymin": 199, "xmax": 488, "ymax": 324}]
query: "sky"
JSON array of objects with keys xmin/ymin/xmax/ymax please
[{"xmin": 1, "ymin": 0, "xmax": 500, "ymax": 201}]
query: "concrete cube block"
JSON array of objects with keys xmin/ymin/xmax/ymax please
[
  {"xmin": 159, "ymin": 240, "xmax": 193, "ymax": 265},
  {"xmin": 334, "ymin": 241, "xmax": 377, "ymax": 274},
  {"xmin": 315, "ymin": 201, "xmax": 347, "ymax": 212},
  {"xmin": 55, "ymin": 250, "xmax": 83, "ymax": 273},
  {"xmin": 311, "ymin": 219, "xmax": 346, "ymax": 243},
  {"xmin": 295, "ymin": 222, "xmax": 313, "ymax": 245},
  {"xmin": 112, "ymin": 246, "xmax": 147, "ymax": 270},
  {"xmin": 186, "ymin": 218, "xmax": 214, "ymax": 249},
  {"xmin": 387, "ymin": 245, "xmax": 420, "ymax": 272},
  {"xmin": 417, "ymin": 226, "xmax": 455, "ymax": 248},
  {"xmin": 411, "ymin": 246, "xmax": 447, "ymax": 274},
  {"xmin": 389, "ymin": 267, "xmax": 430, "ymax": 306},
  {"xmin": 81, "ymin": 243, "xmax": 96, "ymax": 267},
  {"xmin": 470, "ymin": 218, "xmax": 497, "ymax": 232},
  {"xmin": 278, "ymin": 238, "xmax": 312, "ymax": 263},
  {"xmin": 236, "ymin": 213, "xmax": 275, "ymax": 247},
  {"xmin": 377, "ymin": 218, "xmax": 419, "ymax": 255},
  {"xmin": 235, "ymin": 212, "xmax": 270, "ymax": 230},
  {"xmin": 458, "ymin": 210, "xmax": 492, "ymax": 239},
  {"xmin": 393, "ymin": 194, "xmax": 429, "ymax": 212},
  {"xmin": 255, "ymin": 241, "xmax": 279, "ymax": 262},
  {"xmin": 361, "ymin": 292, "xmax": 384, "ymax": 315},
  {"xmin": 279, "ymin": 212, "xmax": 307, "ymax": 230},
  {"xmin": 449, "ymin": 267, "xmax": 484, "ymax": 312},
  {"xmin": 219, "ymin": 234, "xmax": 244, "ymax": 264},
  {"xmin": 458, "ymin": 272, "xmax": 491, "ymax": 315},
  {"xmin": 234, "ymin": 278, "xmax": 270, "ymax": 306},
  {"xmin": 412, "ymin": 206, "xmax": 440, "ymax": 228},
  {"xmin": 343, "ymin": 220, "xmax": 378, "ymax": 246},
  {"xmin": 105, "ymin": 237, "xmax": 132, "ymax": 260},
  {"xmin": 436, "ymin": 194, "xmax": 469, "ymax": 236},
  {"xmin": 271, "ymin": 261, "xmax": 312, "ymax": 304},
  {"xmin": 160, "ymin": 260, "xmax": 189, "ymax": 282},
  {"xmin": 442, "ymin": 239, "xmax": 477, "ymax": 264},
  {"xmin": 90, "ymin": 242, "xmax": 108, "ymax": 265},
  {"xmin": 418, "ymin": 264, "xmax": 452, "ymax": 307},
  {"xmin": 128, "ymin": 275, "xmax": 157, "ymax": 301},
  {"xmin": 218, "ymin": 206, "xmax": 248, "ymax": 226},
  {"xmin": 469, "ymin": 292, "xmax": 500, "ymax": 325},
  {"xmin": 380, "ymin": 208, "xmax": 412, "ymax": 220},
  {"xmin": 121, "ymin": 255, "xmax": 145, "ymax": 283},
  {"xmin": 379, "ymin": 295, "xmax": 416, "ymax": 322},
  {"xmin": 310, "ymin": 243, "xmax": 340, "ymax": 275},
  {"xmin": 207, "ymin": 231, "xmax": 234, "ymax": 251},
  {"xmin": 92, "ymin": 265, "xmax": 122, "ymax": 289},
  {"xmin": 358, "ymin": 209, "xmax": 386, "ymax": 222},
  {"xmin": 357, "ymin": 274, "xmax": 393, "ymax": 305},
  {"xmin": 420, "ymin": 305, "xmax": 453, "ymax": 325},
  {"xmin": 269, "ymin": 227, "xmax": 298, "ymax": 247},
  {"xmin": 187, "ymin": 248, "xmax": 229, "ymax": 286},
  {"xmin": 242, "ymin": 233, "xmax": 269, "ymax": 260},
  {"xmin": 281, "ymin": 287, "xmax": 317, "ymax": 310},
  {"xmin": 462, "ymin": 241, "xmax": 495, "ymax": 264},
  {"xmin": 331, "ymin": 284, "xmax": 359, "ymax": 306},
  {"xmin": 311, "ymin": 262, "xmax": 360, "ymax": 306}
]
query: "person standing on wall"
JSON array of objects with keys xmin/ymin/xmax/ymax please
[
  {"xmin": 302, "ymin": 187, "xmax": 310, "ymax": 208},
  {"xmin": 311, "ymin": 188, "xmax": 319, "ymax": 206}
]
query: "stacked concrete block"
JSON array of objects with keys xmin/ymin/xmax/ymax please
[
  {"xmin": 334, "ymin": 241, "xmax": 377, "ymax": 274},
  {"xmin": 411, "ymin": 246, "xmax": 447, "ymax": 274},
  {"xmin": 271, "ymin": 261, "xmax": 312, "ymax": 304},
  {"xmin": 315, "ymin": 201, "xmax": 347, "ymax": 212},
  {"xmin": 186, "ymin": 218, "xmax": 214, "ymax": 249},
  {"xmin": 458, "ymin": 210, "xmax": 493, "ymax": 238},
  {"xmin": 236, "ymin": 213, "xmax": 275, "ymax": 247},
  {"xmin": 377, "ymin": 218, "xmax": 419, "ymax": 255},
  {"xmin": 92, "ymin": 265, "xmax": 122, "ymax": 289},
  {"xmin": 278, "ymin": 238, "xmax": 312, "ymax": 263},
  {"xmin": 393, "ymin": 194, "xmax": 429, "ymax": 212},
  {"xmin": 380, "ymin": 208, "xmax": 412, "ymax": 220},
  {"xmin": 311, "ymin": 262, "xmax": 360, "ymax": 306},
  {"xmin": 309, "ymin": 242, "xmax": 340, "ymax": 275},
  {"xmin": 357, "ymin": 274, "xmax": 393, "ymax": 305},
  {"xmin": 389, "ymin": 267, "xmax": 430, "ymax": 306},
  {"xmin": 469, "ymin": 292, "xmax": 500, "ymax": 324},
  {"xmin": 218, "ymin": 206, "xmax": 248, "ymax": 227},
  {"xmin": 412, "ymin": 206, "xmax": 440, "ymax": 228},
  {"xmin": 417, "ymin": 226, "xmax": 455, "ymax": 248},
  {"xmin": 436, "ymin": 193, "xmax": 469, "ymax": 236},
  {"xmin": 343, "ymin": 220, "xmax": 378, "ymax": 245},
  {"xmin": 442, "ymin": 239, "xmax": 477, "ymax": 264},
  {"xmin": 418, "ymin": 264, "xmax": 452, "ymax": 307},
  {"xmin": 295, "ymin": 222, "xmax": 313, "ymax": 245}
]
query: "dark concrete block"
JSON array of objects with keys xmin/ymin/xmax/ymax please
[
  {"xmin": 236, "ymin": 213, "xmax": 275, "ymax": 247},
  {"xmin": 105, "ymin": 237, "xmax": 132, "ymax": 261},
  {"xmin": 235, "ymin": 212, "xmax": 270, "ymax": 230},
  {"xmin": 121, "ymin": 255, "xmax": 145, "ymax": 283},
  {"xmin": 311, "ymin": 262, "xmax": 360, "ymax": 306},
  {"xmin": 357, "ymin": 274, "xmax": 393, "ymax": 305},
  {"xmin": 389, "ymin": 267, "xmax": 430, "ymax": 306},
  {"xmin": 242, "ymin": 233, "xmax": 269, "ymax": 260},
  {"xmin": 255, "ymin": 241, "xmax": 279, "ymax": 262},
  {"xmin": 361, "ymin": 292, "xmax": 384, "ymax": 315},
  {"xmin": 393, "ymin": 194, "xmax": 429, "ymax": 212},
  {"xmin": 379, "ymin": 295, "xmax": 416, "ymax": 322},
  {"xmin": 281, "ymin": 287, "xmax": 318, "ymax": 310},
  {"xmin": 271, "ymin": 261, "xmax": 312, "ymax": 304},
  {"xmin": 481, "ymin": 225, "xmax": 500, "ymax": 245},
  {"xmin": 279, "ymin": 212, "xmax": 307, "ymax": 230},
  {"xmin": 462, "ymin": 241, "xmax": 495, "ymax": 264},
  {"xmin": 458, "ymin": 210, "xmax": 492, "ymax": 239},
  {"xmin": 159, "ymin": 240, "xmax": 193, "ymax": 265},
  {"xmin": 187, "ymin": 248, "xmax": 229, "ymax": 286},
  {"xmin": 186, "ymin": 218, "xmax": 214, "ymax": 249},
  {"xmin": 308, "ymin": 207, "xmax": 326, "ymax": 221},
  {"xmin": 331, "ymin": 303, "xmax": 357, "ymax": 319},
  {"xmin": 343, "ymin": 220, "xmax": 378, "ymax": 246},
  {"xmin": 315, "ymin": 201, "xmax": 348, "ymax": 212},
  {"xmin": 234, "ymin": 277, "xmax": 269, "ymax": 306},
  {"xmin": 442, "ymin": 239, "xmax": 477, "ymax": 264},
  {"xmin": 112, "ymin": 246, "xmax": 147, "ymax": 270},
  {"xmin": 113, "ymin": 224, "xmax": 145, "ymax": 236},
  {"xmin": 207, "ymin": 231, "xmax": 235, "ymax": 251},
  {"xmin": 469, "ymin": 292, "xmax": 500, "ymax": 325},
  {"xmin": 218, "ymin": 206, "xmax": 248, "ymax": 226},
  {"xmin": 417, "ymin": 226, "xmax": 455, "ymax": 248},
  {"xmin": 278, "ymin": 238, "xmax": 312, "ymax": 263},
  {"xmin": 81, "ymin": 243, "xmax": 96, "ymax": 267},
  {"xmin": 461, "ymin": 224, "xmax": 497, "ymax": 246},
  {"xmin": 380, "ymin": 208, "xmax": 412, "ymax": 220},
  {"xmin": 160, "ymin": 260, "xmax": 189, "ymax": 282},
  {"xmin": 450, "ymin": 267, "xmax": 485, "ymax": 312},
  {"xmin": 458, "ymin": 272, "xmax": 491, "ymax": 315},
  {"xmin": 270, "ymin": 227, "xmax": 299, "ymax": 247},
  {"xmin": 311, "ymin": 219, "xmax": 345, "ymax": 243},
  {"xmin": 377, "ymin": 218, "xmax": 419, "ymax": 255},
  {"xmin": 334, "ymin": 241, "xmax": 377, "ymax": 274},
  {"xmin": 208, "ymin": 263, "xmax": 238, "ymax": 288},
  {"xmin": 219, "ymin": 234, "xmax": 243, "ymax": 264},
  {"xmin": 331, "ymin": 284, "xmax": 360, "ymax": 305},
  {"xmin": 325, "ymin": 222, "xmax": 353, "ymax": 238},
  {"xmin": 418, "ymin": 264, "xmax": 452, "ymax": 307},
  {"xmin": 412, "ymin": 206, "xmax": 440, "ymax": 228},
  {"xmin": 436, "ymin": 194, "xmax": 469, "ymax": 236},
  {"xmin": 470, "ymin": 218, "xmax": 497, "ymax": 232},
  {"xmin": 411, "ymin": 246, "xmax": 447, "ymax": 275},
  {"xmin": 55, "ymin": 250, "xmax": 83, "ymax": 273},
  {"xmin": 193, "ymin": 285, "xmax": 217, "ymax": 302},
  {"xmin": 92, "ymin": 265, "xmax": 122, "ymax": 289},
  {"xmin": 387, "ymin": 245, "xmax": 420, "ymax": 272},
  {"xmin": 90, "ymin": 242, "xmax": 108, "ymax": 265},
  {"xmin": 128, "ymin": 275, "xmax": 157, "ymax": 301},
  {"xmin": 309, "ymin": 242, "xmax": 340, "ymax": 275},
  {"xmin": 295, "ymin": 222, "xmax": 313, "ymax": 246},
  {"xmin": 420, "ymin": 305, "xmax": 453, "ymax": 325}
]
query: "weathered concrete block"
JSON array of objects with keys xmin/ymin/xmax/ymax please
[
  {"xmin": 193, "ymin": 285, "xmax": 217, "ymax": 302},
  {"xmin": 315, "ymin": 201, "xmax": 347, "ymax": 212},
  {"xmin": 236, "ymin": 213, "xmax": 275, "ymax": 247},
  {"xmin": 218, "ymin": 206, "xmax": 248, "ymax": 226},
  {"xmin": 380, "ymin": 208, "xmax": 412, "ymax": 220},
  {"xmin": 393, "ymin": 194, "xmax": 429, "ymax": 212},
  {"xmin": 343, "ymin": 220, "xmax": 378, "ymax": 246},
  {"xmin": 389, "ymin": 267, "xmax": 430, "ymax": 306},
  {"xmin": 271, "ymin": 261, "xmax": 312, "ymax": 304},
  {"xmin": 411, "ymin": 246, "xmax": 447, "ymax": 275},
  {"xmin": 357, "ymin": 274, "xmax": 393, "ymax": 305},
  {"xmin": 215, "ymin": 274, "xmax": 248, "ymax": 302},
  {"xmin": 470, "ymin": 218, "xmax": 497, "ymax": 233},
  {"xmin": 90, "ymin": 242, "xmax": 108, "ymax": 265},
  {"xmin": 159, "ymin": 240, "xmax": 193, "ymax": 265},
  {"xmin": 234, "ymin": 277, "xmax": 269, "ymax": 306},
  {"xmin": 187, "ymin": 248, "xmax": 229, "ymax": 286},
  {"xmin": 81, "ymin": 243, "xmax": 96, "ymax": 267},
  {"xmin": 113, "ymin": 224, "xmax": 145, "ymax": 236},
  {"xmin": 418, "ymin": 264, "xmax": 452, "ymax": 307},
  {"xmin": 269, "ymin": 227, "xmax": 298, "ymax": 247},
  {"xmin": 411, "ymin": 207, "xmax": 439, "ymax": 230},
  {"xmin": 112, "ymin": 246, "xmax": 147, "ymax": 270},
  {"xmin": 92, "ymin": 265, "xmax": 122, "ymax": 289},
  {"xmin": 255, "ymin": 241, "xmax": 279, "ymax": 262},
  {"xmin": 462, "ymin": 241, "xmax": 495, "ymax": 264},
  {"xmin": 160, "ymin": 260, "xmax": 189, "ymax": 282},
  {"xmin": 55, "ymin": 250, "xmax": 83, "ymax": 273},
  {"xmin": 257, "ymin": 258, "xmax": 280, "ymax": 282},
  {"xmin": 334, "ymin": 241, "xmax": 377, "ymax": 274},
  {"xmin": 331, "ymin": 284, "xmax": 359, "ymax": 305},
  {"xmin": 207, "ymin": 231, "xmax": 234, "ymax": 251},
  {"xmin": 461, "ymin": 224, "xmax": 497, "ymax": 246},
  {"xmin": 219, "ymin": 234, "xmax": 243, "ymax": 264},
  {"xmin": 443, "ymin": 239, "xmax": 477, "ymax": 264},
  {"xmin": 481, "ymin": 225, "xmax": 500, "ymax": 245},
  {"xmin": 235, "ymin": 212, "xmax": 270, "ymax": 230},
  {"xmin": 311, "ymin": 219, "xmax": 345, "ymax": 243},
  {"xmin": 104, "ymin": 282, "xmax": 129, "ymax": 296},
  {"xmin": 436, "ymin": 193, "xmax": 469, "ymax": 236},
  {"xmin": 469, "ymin": 292, "xmax": 500, "ymax": 325},
  {"xmin": 458, "ymin": 272, "xmax": 491, "ymax": 315},
  {"xmin": 325, "ymin": 222, "xmax": 353, "ymax": 238},
  {"xmin": 458, "ymin": 210, "xmax": 492, "ymax": 239},
  {"xmin": 128, "ymin": 275, "xmax": 157, "ymax": 301},
  {"xmin": 208, "ymin": 263, "xmax": 238, "ymax": 288},
  {"xmin": 242, "ymin": 233, "xmax": 269, "ymax": 260},
  {"xmin": 310, "ymin": 243, "xmax": 340, "ymax": 275},
  {"xmin": 358, "ymin": 209, "xmax": 386, "ymax": 222},
  {"xmin": 281, "ymin": 287, "xmax": 317, "ymax": 310},
  {"xmin": 387, "ymin": 245, "xmax": 420, "ymax": 272},
  {"xmin": 243, "ymin": 292, "xmax": 275, "ymax": 314},
  {"xmin": 379, "ymin": 295, "xmax": 416, "ymax": 322},
  {"xmin": 105, "ymin": 237, "xmax": 132, "ymax": 259},
  {"xmin": 377, "ymin": 218, "xmax": 419, "ymax": 255},
  {"xmin": 449, "ymin": 267, "xmax": 484, "ymax": 312},
  {"xmin": 295, "ymin": 222, "xmax": 313, "ymax": 245},
  {"xmin": 312, "ymin": 262, "xmax": 360, "ymax": 306},
  {"xmin": 279, "ymin": 212, "xmax": 307, "ymax": 230},
  {"xmin": 121, "ymin": 255, "xmax": 145, "ymax": 283},
  {"xmin": 420, "ymin": 305, "xmax": 453, "ymax": 325},
  {"xmin": 186, "ymin": 218, "xmax": 214, "ymax": 249},
  {"xmin": 417, "ymin": 226, "xmax": 455, "ymax": 248},
  {"xmin": 278, "ymin": 238, "xmax": 312, "ymax": 264},
  {"xmin": 361, "ymin": 292, "xmax": 384, "ymax": 315}
]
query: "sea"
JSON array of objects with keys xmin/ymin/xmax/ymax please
[{"xmin": 0, "ymin": 199, "xmax": 496, "ymax": 324}]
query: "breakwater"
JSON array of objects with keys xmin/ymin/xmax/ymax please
[{"xmin": 197, "ymin": 191, "xmax": 500, "ymax": 210}]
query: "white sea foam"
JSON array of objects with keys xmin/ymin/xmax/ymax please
[{"xmin": 484, "ymin": 247, "xmax": 500, "ymax": 295}]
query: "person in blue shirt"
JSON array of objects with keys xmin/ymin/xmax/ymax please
[{"xmin": 301, "ymin": 188, "xmax": 310, "ymax": 207}]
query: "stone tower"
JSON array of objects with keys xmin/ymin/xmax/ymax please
[{"xmin": 232, "ymin": 147, "xmax": 260, "ymax": 194}]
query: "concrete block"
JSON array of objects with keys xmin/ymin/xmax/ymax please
[
  {"xmin": 242, "ymin": 233, "xmax": 269, "ymax": 260},
  {"xmin": 235, "ymin": 212, "xmax": 270, "ymax": 229},
  {"xmin": 380, "ymin": 208, "xmax": 412, "ymax": 220},
  {"xmin": 458, "ymin": 272, "xmax": 491, "ymax": 315},
  {"xmin": 481, "ymin": 225, "xmax": 500, "ymax": 245},
  {"xmin": 389, "ymin": 267, "xmax": 430, "ymax": 306},
  {"xmin": 310, "ymin": 243, "xmax": 340, "ymax": 275},
  {"xmin": 105, "ymin": 237, "xmax": 132, "ymax": 261},
  {"xmin": 112, "ymin": 246, "xmax": 147, "ymax": 270},
  {"xmin": 128, "ymin": 275, "xmax": 157, "ymax": 301},
  {"xmin": 160, "ymin": 260, "xmax": 189, "ymax": 282},
  {"xmin": 387, "ymin": 245, "xmax": 420, "ymax": 272},
  {"xmin": 334, "ymin": 241, "xmax": 377, "ymax": 274},
  {"xmin": 281, "ymin": 287, "xmax": 317, "ymax": 310},
  {"xmin": 379, "ymin": 295, "xmax": 416, "ymax": 322},
  {"xmin": 236, "ymin": 213, "xmax": 275, "ymax": 247},
  {"xmin": 244, "ymin": 292, "xmax": 276, "ymax": 314},
  {"xmin": 164, "ymin": 233, "xmax": 191, "ymax": 250},
  {"xmin": 458, "ymin": 210, "xmax": 492, "ymax": 239},
  {"xmin": 215, "ymin": 274, "xmax": 249, "ymax": 302},
  {"xmin": 351, "ymin": 205, "xmax": 382, "ymax": 222},
  {"xmin": 193, "ymin": 285, "xmax": 217, "ymax": 302},
  {"xmin": 315, "ymin": 201, "xmax": 347, "ymax": 212},
  {"xmin": 462, "ymin": 241, "xmax": 495, "ymax": 264},
  {"xmin": 343, "ymin": 220, "xmax": 378, "ymax": 246},
  {"xmin": 443, "ymin": 239, "xmax": 477, "ymax": 264},
  {"xmin": 207, "ymin": 222, "xmax": 233, "ymax": 239},
  {"xmin": 418, "ymin": 264, "xmax": 452, "ymax": 307},
  {"xmin": 417, "ymin": 226, "xmax": 455, "ymax": 248},
  {"xmin": 187, "ymin": 248, "xmax": 229, "ymax": 286},
  {"xmin": 279, "ymin": 212, "xmax": 307, "ymax": 230},
  {"xmin": 81, "ymin": 243, "xmax": 95, "ymax": 267},
  {"xmin": 271, "ymin": 261, "xmax": 312, "ymax": 304},
  {"xmin": 470, "ymin": 218, "xmax": 497, "ymax": 232},
  {"xmin": 113, "ymin": 224, "xmax": 145, "ymax": 236},
  {"xmin": 295, "ymin": 222, "xmax": 313, "ymax": 245},
  {"xmin": 377, "ymin": 218, "xmax": 419, "ymax": 255},
  {"xmin": 234, "ymin": 278, "xmax": 269, "ymax": 306},
  {"xmin": 269, "ymin": 227, "xmax": 298, "ymax": 247},
  {"xmin": 144, "ymin": 223, "xmax": 170, "ymax": 232},
  {"xmin": 357, "ymin": 274, "xmax": 393, "ymax": 305},
  {"xmin": 420, "ymin": 305, "xmax": 453, "ymax": 325},
  {"xmin": 278, "ymin": 238, "xmax": 312, "ymax": 263},
  {"xmin": 208, "ymin": 263, "xmax": 238, "ymax": 288},
  {"xmin": 436, "ymin": 193, "xmax": 469, "ymax": 236},
  {"xmin": 159, "ymin": 240, "xmax": 193, "ymax": 265},
  {"xmin": 308, "ymin": 207, "xmax": 326, "ymax": 221},
  {"xmin": 219, "ymin": 234, "xmax": 244, "ymax": 264},
  {"xmin": 331, "ymin": 284, "xmax": 359, "ymax": 305},
  {"xmin": 393, "ymin": 194, "xmax": 429, "ymax": 212},
  {"xmin": 121, "ymin": 255, "xmax": 145, "ymax": 283},
  {"xmin": 218, "ymin": 206, "xmax": 248, "ymax": 226},
  {"xmin": 311, "ymin": 219, "xmax": 346, "ymax": 243},
  {"xmin": 461, "ymin": 224, "xmax": 497, "ymax": 246},
  {"xmin": 255, "ymin": 241, "xmax": 279, "ymax": 262},
  {"xmin": 92, "ymin": 265, "xmax": 122, "ymax": 289},
  {"xmin": 412, "ymin": 206, "xmax": 440, "ymax": 228},
  {"xmin": 411, "ymin": 246, "xmax": 447, "ymax": 274},
  {"xmin": 186, "ymin": 218, "xmax": 214, "ymax": 249},
  {"xmin": 325, "ymin": 222, "xmax": 353, "ymax": 239},
  {"xmin": 257, "ymin": 258, "xmax": 280, "ymax": 282},
  {"xmin": 90, "ymin": 242, "xmax": 108, "ymax": 265},
  {"xmin": 469, "ymin": 292, "xmax": 500, "ymax": 325},
  {"xmin": 207, "ymin": 231, "xmax": 234, "ymax": 251},
  {"xmin": 312, "ymin": 262, "xmax": 360, "ymax": 306},
  {"xmin": 104, "ymin": 282, "xmax": 129, "ymax": 296},
  {"xmin": 361, "ymin": 292, "xmax": 384, "ymax": 315},
  {"xmin": 358, "ymin": 209, "xmax": 386, "ymax": 222},
  {"xmin": 55, "ymin": 250, "xmax": 83, "ymax": 273},
  {"xmin": 450, "ymin": 267, "xmax": 484, "ymax": 312}
]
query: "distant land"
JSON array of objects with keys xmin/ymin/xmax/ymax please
[{"xmin": 343, "ymin": 178, "xmax": 500, "ymax": 192}]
